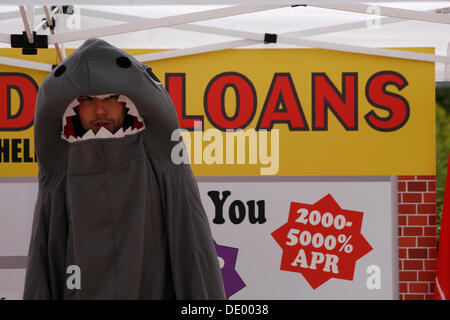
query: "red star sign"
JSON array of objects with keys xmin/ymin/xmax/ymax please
[{"xmin": 271, "ymin": 194, "xmax": 373, "ymax": 289}]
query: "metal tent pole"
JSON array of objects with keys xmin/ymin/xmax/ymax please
[
  {"xmin": 43, "ymin": 5, "xmax": 66, "ymax": 63},
  {"xmin": 19, "ymin": 5, "xmax": 34, "ymax": 44},
  {"xmin": 313, "ymin": 3, "xmax": 450, "ymax": 25},
  {"xmin": 48, "ymin": 5, "xmax": 285, "ymax": 44}
]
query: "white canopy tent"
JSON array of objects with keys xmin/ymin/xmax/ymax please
[
  {"xmin": 0, "ymin": 1, "xmax": 444, "ymax": 300},
  {"xmin": 0, "ymin": 1, "xmax": 449, "ymax": 81}
]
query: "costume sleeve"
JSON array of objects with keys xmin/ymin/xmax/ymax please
[
  {"xmin": 23, "ymin": 173, "xmax": 68, "ymax": 300},
  {"xmin": 161, "ymin": 162, "xmax": 226, "ymax": 300}
]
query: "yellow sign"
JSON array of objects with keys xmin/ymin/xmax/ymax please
[{"xmin": 0, "ymin": 48, "xmax": 435, "ymax": 177}]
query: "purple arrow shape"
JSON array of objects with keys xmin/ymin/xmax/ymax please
[{"xmin": 214, "ymin": 240, "xmax": 246, "ymax": 299}]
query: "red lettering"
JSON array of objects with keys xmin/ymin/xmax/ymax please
[
  {"xmin": 364, "ymin": 71, "xmax": 409, "ymax": 131},
  {"xmin": 204, "ymin": 72, "xmax": 256, "ymax": 131},
  {"xmin": 312, "ymin": 73, "xmax": 358, "ymax": 130},
  {"xmin": 257, "ymin": 73, "xmax": 308, "ymax": 130},
  {"xmin": 165, "ymin": 73, "xmax": 203, "ymax": 130},
  {"xmin": 0, "ymin": 73, "xmax": 38, "ymax": 131}
]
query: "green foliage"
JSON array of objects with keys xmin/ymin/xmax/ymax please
[
  {"xmin": 436, "ymin": 88, "xmax": 450, "ymax": 240},
  {"xmin": 437, "ymin": 89, "xmax": 450, "ymax": 113}
]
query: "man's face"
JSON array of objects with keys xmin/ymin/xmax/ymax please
[{"xmin": 77, "ymin": 94, "xmax": 126, "ymax": 134}]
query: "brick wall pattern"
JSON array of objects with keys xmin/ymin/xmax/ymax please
[{"xmin": 398, "ymin": 175, "xmax": 437, "ymax": 300}]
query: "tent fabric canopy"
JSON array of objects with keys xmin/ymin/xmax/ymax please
[{"xmin": 0, "ymin": 1, "xmax": 449, "ymax": 81}]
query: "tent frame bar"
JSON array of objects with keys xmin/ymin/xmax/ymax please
[
  {"xmin": 18, "ymin": 5, "xmax": 34, "ymax": 44},
  {"xmin": 48, "ymin": 5, "xmax": 285, "ymax": 44},
  {"xmin": 0, "ymin": 4, "xmax": 448, "ymax": 79},
  {"xmin": 313, "ymin": 3, "xmax": 450, "ymax": 25}
]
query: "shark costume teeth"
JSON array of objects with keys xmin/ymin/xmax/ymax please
[{"xmin": 61, "ymin": 94, "xmax": 145, "ymax": 142}]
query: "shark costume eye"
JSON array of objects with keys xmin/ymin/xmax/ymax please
[
  {"xmin": 116, "ymin": 56, "xmax": 132, "ymax": 68},
  {"xmin": 54, "ymin": 65, "xmax": 66, "ymax": 77},
  {"xmin": 146, "ymin": 67, "xmax": 161, "ymax": 83}
]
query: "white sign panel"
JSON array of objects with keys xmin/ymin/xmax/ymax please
[{"xmin": 198, "ymin": 177, "xmax": 397, "ymax": 299}]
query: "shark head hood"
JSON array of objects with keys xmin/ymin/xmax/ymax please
[
  {"xmin": 34, "ymin": 38, "xmax": 179, "ymax": 174},
  {"xmin": 24, "ymin": 38, "xmax": 226, "ymax": 300}
]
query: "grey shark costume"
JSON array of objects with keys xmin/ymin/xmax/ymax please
[{"xmin": 23, "ymin": 38, "xmax": 225, "ymax": 300}]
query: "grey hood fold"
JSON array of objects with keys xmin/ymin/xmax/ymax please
[{"xmin": 23, "ymin": 38, "xmax": 225, "ymax": 300}]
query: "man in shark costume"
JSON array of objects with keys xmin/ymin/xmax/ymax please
[{"xmin": 23, "ymin": 38, "xmax": 226, "ymax": 300}]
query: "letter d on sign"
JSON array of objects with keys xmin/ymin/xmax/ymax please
[
  {"xmin": 66, "ymin": 265, "xmax": 81, "ymax": 290},
  {"xmin": 0, "ymin": 73, "xmax": 38, "ymax": 131}
]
